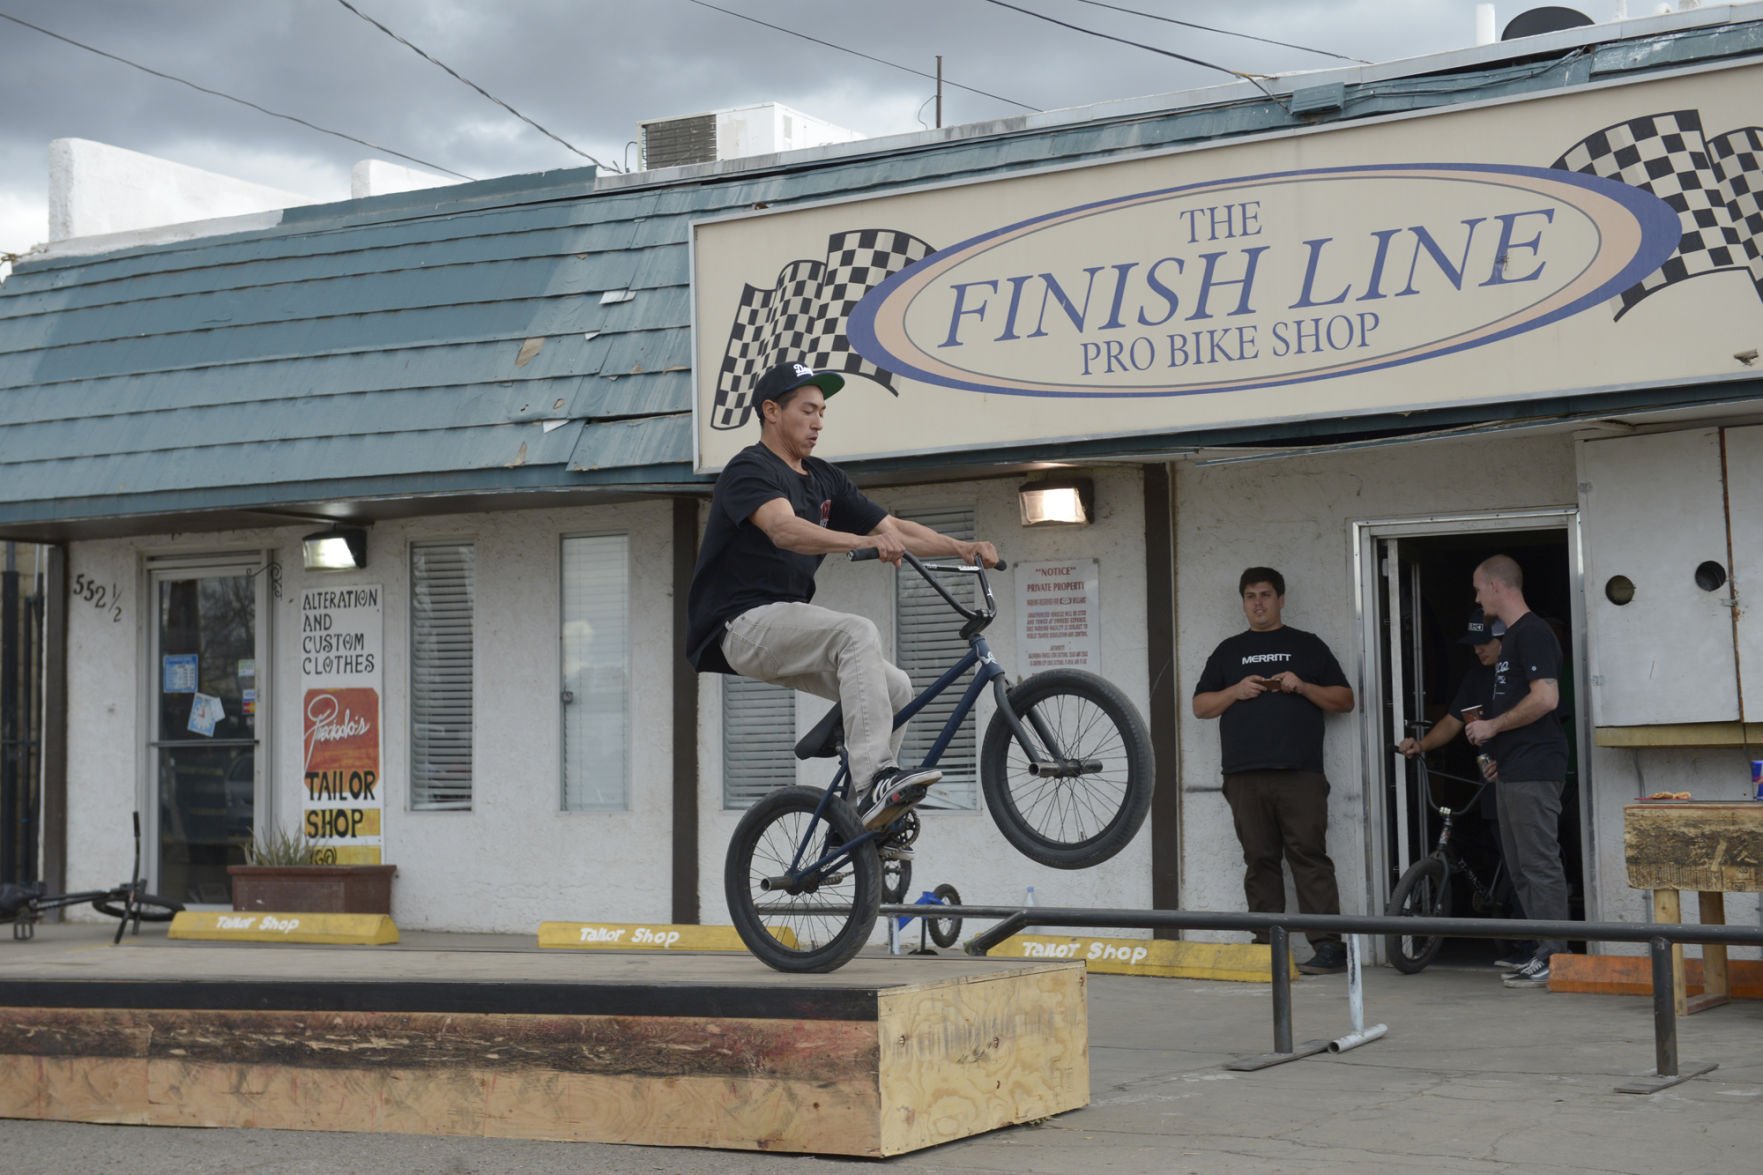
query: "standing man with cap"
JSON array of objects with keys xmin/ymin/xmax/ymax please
[
  {"xmin": 1398, "ymin": 609, "xmax": 1505, "ymax": 760},
  {"xmin": 687, "ymin": 360, "xmax": 999, "ymax": 840},
  {"xmin": 1193, "ymin": 567, "xmax": 1356, "ymax": 975},
  {"xmin": 1400, "ymin": 608, "xmax": 1533, "ymax": 967},
  {"xmin": 1463, "ymin": 554, "xmax": 1572, "ymax": 988}
]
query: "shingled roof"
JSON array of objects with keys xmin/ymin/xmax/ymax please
[{"xmin": 3, "ymin": 9, "xmax": 1758, "ymax": 540}]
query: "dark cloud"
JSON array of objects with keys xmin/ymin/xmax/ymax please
[{"xmin": 0, "ymin": 0, "xmax": 1617, "ymax": 265}]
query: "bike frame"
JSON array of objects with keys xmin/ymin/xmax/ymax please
[{"xmin": 775, "ymin": 553, "xmax": 1052, "ymax": 887}]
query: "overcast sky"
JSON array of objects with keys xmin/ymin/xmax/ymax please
[{"xmin": 0, "ymin": 0, "xmax": 1669, "ymax": 279}]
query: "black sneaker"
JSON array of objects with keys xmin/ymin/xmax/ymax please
[
  {"xmin": 857, "ymin": 766, "xmax": 941, "ymax": 830},
  {"xmin": 1502, "ymin": 957, "xmax": 1551, "ymax": 988},
  {"xmin": 878, "ymin": 840, "xmax": 915, "ymax": 862},
  {"xmin": 1297, "ymin": 942, "xmax": 1348, "ymax": 975}
]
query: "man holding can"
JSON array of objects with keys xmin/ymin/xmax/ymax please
[{"xmin": 1464, "ymin": 554, "xmax": 1572, "ymax": 989}]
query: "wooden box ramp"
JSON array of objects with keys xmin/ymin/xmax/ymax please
[{"xmin": 0, "ymin": 960, "xmax": 1088, "ymax": 1157}]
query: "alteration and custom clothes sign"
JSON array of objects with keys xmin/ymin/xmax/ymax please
[
  {"xmin": 693, "ymin": 61, "xmax": 1763, "ymax": 471},
  {"xmin": 299, "ymin": 585, "xmax": 384, "ymax": 865}
]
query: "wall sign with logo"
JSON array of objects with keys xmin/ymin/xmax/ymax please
[
  {"xmin": 693, "ymin": 63, "xmax": 1763, "ymax": 470},
  {"xmin": 1017, "ymin": 559, "xmax": 1100, "ymax": 673},
  {"xmin": 299, "ymin": 585, "xmax": 383, "ymax": 865}
]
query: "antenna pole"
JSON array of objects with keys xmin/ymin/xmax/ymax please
[{"xmin": 935, "ymin": 55, "xmax": 943, "ymax": 129}]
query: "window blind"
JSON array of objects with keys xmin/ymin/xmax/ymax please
[
  {"xmin": 723, "ymin": 675, "xmax": 797, "ymax": 809},
  {"xmin": 561, "ymin": 534, "xmax": 629, "ymax": 810},
  {"xmin": 410, "ymin": 543, "xmax": 474, "ymax": 810},
  {"xmin": 895, "ymin": 507, "xmax": 978, "ymax": 809}
]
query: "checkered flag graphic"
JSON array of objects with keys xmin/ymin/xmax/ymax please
[
  {"xmin": 1552, "ymin": 111, "xmax": 1763, "ymax": 319},
  {"xmin": 712, "ymin": 228, "xmax": 934, "ymax": 430}
]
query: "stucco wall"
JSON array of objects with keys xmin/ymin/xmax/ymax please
[
  {"xmin": 62, "ymin": 500, "xmax": 676, "ymax": 931},
  {"xmin": 1174, "ymin": 433, "xmax": 1582, "ymax": 942}
]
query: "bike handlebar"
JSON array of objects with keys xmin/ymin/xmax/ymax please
[{"xmin": 847, "ymin": 547, "xmax": 1007, "ymax": 571}]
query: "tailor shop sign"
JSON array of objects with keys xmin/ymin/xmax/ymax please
[
  {"xmin": 692, "ymin": 63, "xmax": 1763, "ymax": 469},
  {"xmin": 299, "ymin": 585, "xmax": 384, "ymax": 865}
]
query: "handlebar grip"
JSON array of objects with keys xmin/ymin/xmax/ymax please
[
  {"xmin": 992, "ymin": 558, "xmax": 1008, "ymax": 571},
  {"xmin": 848, "ymin": 547, "xmax": 881, "ymax": 562}
]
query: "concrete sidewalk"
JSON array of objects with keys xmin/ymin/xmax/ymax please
[{"xmin": 1, "ymin": 922, "xmax": 1759, "ymax": 1173}]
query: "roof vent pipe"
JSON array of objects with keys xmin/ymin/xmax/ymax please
[{"xmin": 1476, "ymin": 4, "xmax": 1498, "ymax": 45}]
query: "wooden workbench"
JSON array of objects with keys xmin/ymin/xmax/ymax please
[{"xmin": 1623, "ymin": 801, "xmax": 1763, "ymax": 1015}]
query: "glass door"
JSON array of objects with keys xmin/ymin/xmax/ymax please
[{"xmin": 149, "ymin": 561, "xmax": 263, "ymax": 904}]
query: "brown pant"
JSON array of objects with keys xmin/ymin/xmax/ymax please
[{"xmin": 1222, "ymin": 770, "xmax": 1342, "ymax": 948}]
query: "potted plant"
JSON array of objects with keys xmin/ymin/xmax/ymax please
[{"xmin": 228, "ymin": 824, "xmax": 396, "ymax": 915}]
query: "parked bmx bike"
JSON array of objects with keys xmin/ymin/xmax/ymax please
[{"xmin": 724, "ymin": 551, "xmax": 1154, "ymax": 972}]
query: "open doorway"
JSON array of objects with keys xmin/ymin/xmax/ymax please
[{"xmin": 1369, "ymin": 523, "xmax": 1585, "ymax": 965}]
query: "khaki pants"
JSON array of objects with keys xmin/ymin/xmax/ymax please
[{"xmin": 722, "ymin": 602, "xmax": 914, "ymax": 790}]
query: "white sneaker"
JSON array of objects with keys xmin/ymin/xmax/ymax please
[{"xmin": 1502, "ymin": 957, "xmax": 1551, "ymax": 988}]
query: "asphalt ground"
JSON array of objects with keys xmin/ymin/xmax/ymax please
[{"xmin": 1, "ymin": 923, "xmax": 1758, "ymax": 1173}]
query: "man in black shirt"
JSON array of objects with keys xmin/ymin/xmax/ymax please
[
  {"xmin": 687, "ymin": 360, "xmax": 999, "ymax": 840},
  {"xmin": 1398, "ymin": 609, "xmax": 1504, "ymax": 759},
  {"xmin": 1193, "ymin": 567, "xmax": 1355, "ymax": 974},
  {"xmin": 1464, "ymin": 554, "xmax": 1571, "ymax": 989}
]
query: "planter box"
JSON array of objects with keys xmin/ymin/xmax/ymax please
[{"xmin": 227, "ymin": 865, "xmax": 396, "ymax": 914}]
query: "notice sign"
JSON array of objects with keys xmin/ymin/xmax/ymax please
[
  {"xmin": 1017, "ymin": 560, "xmax": 1100, "ymax": 672},
  {"xmin": 300, "ymin": 585, "xmax": 383, "ymax": 865}
]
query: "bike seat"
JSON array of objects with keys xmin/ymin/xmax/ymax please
[{"xmin": 796, "ymin": 705, "xmax": 844, "ymax": 760}]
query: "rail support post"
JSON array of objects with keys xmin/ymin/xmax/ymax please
[
  {"xmin": 1614, "ymin": 936, "xmax": 1718, "ymax": 1094},
  {"xmin": 1227, "ymin": 926, "xmax": 1329, "ymax": 1071}
]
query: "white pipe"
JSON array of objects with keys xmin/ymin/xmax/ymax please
[
  {"xmin": 1328, "ymin": 936, "xmax": 1389, "ymax": 1053},
  {"xmin": 1475, "ymin": 4, "xmax": 1498, "ymax": 46}
]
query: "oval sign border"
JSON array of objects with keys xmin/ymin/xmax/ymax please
[{"xmin": 845, "ymin": 163, "xmax": 1682, "ymax": 399}]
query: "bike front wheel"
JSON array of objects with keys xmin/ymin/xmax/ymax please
[
  {"xmin": 1385, "ymin": 856, "xmax": 1451, "ymax": 973},
  {"xmin": 92, "ymin": 891, "xmax": 184, "ymax": 922},
  {"xmin": 981, "ymin": 669, "xmax": 1155, "ymax": 869},
  {"xmin": 725, "ymin": 787, "xmax": 880, "ymax": 973}
]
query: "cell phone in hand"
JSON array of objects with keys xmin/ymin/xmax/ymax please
[{"xmin": 1461, "ymin": 704, "xmax": 1483, "ymax": 721}]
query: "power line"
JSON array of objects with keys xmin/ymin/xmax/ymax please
[
  {"xmin": 0, "ymin": 10, "xmax": 475, "ymax": 181},
  {"xmin": 1070, "ymin": 0, "xmax": 1366, "ymax": 64},
  {"xmin": 331, "ymin": 0, "xmax": 619, "ymax": 173},
  {"xmin": 973, "ymin": 0, "xmax": 1285, "ymax": 103},
  {"xmin": 680, "ymin": 0, "xmax": 1042, "ymax": 113}
]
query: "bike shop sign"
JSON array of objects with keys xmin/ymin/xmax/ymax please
[
  {"xmin": 692, "ymin": 64, "xmax": 1760, "ymax": 469},
  {"xmin": 300, "ymin": 585, "xmax": 383, "ymax": 865}
]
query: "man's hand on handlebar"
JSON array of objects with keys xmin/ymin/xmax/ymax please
[
  {"xmin": 862, "ymin": 531, "xmax": 907, "ymax": 565},
  {"xmin": 1397, "ymin": 737, "xmax": 1423, "ymax": 758},
  {"xmin": 957, "ymin": 539, "xmax": 1001, "ymax": 569}
]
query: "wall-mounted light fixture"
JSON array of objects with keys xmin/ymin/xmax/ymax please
[
  {"xmin": 302, "ymin": 525, "xmax": 368, "ymax": 571},
  {"xmin": 1018, "ymin": 477, "xmax": 1094, "ymax": 527}
]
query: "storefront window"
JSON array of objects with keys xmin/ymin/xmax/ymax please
[
  {"xmin": 410, "ymin": 542, "xmax": 474, "ymax": 811},
  {"xmin": 560, "ymin": 534, "xmax": 628, "ymax": 810},
  {"xmin": 722, "ymin": 676, "xmax": 794, "ymax": 809},
  {"xmin": 896, "ymin": 506, "xmax": 978, "ymax": 809}
]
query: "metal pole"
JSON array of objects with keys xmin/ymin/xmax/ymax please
[
  {"xmin": 1271, "ymin": 925, "xmax": 1293, "ymax": 1054},
  {"xmin": 1651, "ymin": 936, "xmax": 1678, "ymax": 1078},
  {"xmin": 935, "ymin": 55, "xmax": 943, "ymax": 128}
]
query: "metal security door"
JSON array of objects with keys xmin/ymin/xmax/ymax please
[{"xmin": 148, "ymin": 561, "xmax": 263, "ymax": 904}]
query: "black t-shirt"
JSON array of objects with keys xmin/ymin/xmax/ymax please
[
  {"xmin": 1448, "ymin": 664, "xmax": 1496, "ymax": 721},
  {"xmin": 1485, "ymin": 611, "xmax": 1568, "ymax": 781},
  {"xmin": 686, "ymin": 443, "xmax": 888, "ymax": 674},
  {"xmin": 1194, "ymin": 626, "xmax": 1349, "ymax": 774}
]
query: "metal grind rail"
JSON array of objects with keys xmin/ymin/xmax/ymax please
[{"xmin": 877, "ymin": 903, "xmax": 1763, "ymax": 1094}]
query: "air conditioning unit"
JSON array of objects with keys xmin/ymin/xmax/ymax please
[{"xmin": 636, "ymin": 103, "xmax": 861, "ymax": 171}]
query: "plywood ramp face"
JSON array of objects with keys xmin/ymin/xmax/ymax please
[
  {"xmin": 0, "ymin": 961, "xmax": 1089, "ymax": 1157},
  {"xmin": 876, "ymin": 965, "xmax": 1090, "ymax": 1156}
]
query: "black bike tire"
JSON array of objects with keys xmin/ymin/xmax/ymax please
[
  {"xmin": 881, "ymin": 857, "xmax": 913, "ymax": 905},
  {"xmin": 725, "ymin": 787, "xmax": 880, "ymax": 973},
  {"xmin": 981, "ymin": 669, "xmax": 1155, "ymax": 869},
  {"xmin": 927, "ymin": 882, "xmax": 963, "ymax": 949},
  {"xmin": 91, "ymin": 892, "xmax": 184, "ymax": 922},
  {"xmin": 1385, "ymin": 856, "xmax": 1451, "ymax": 974}
]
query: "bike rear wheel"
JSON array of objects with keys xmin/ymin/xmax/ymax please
[
  {"xmin": 725, "ymin": 786, "xmax": 880, "ymax": 973},
  {"xmin": 1385, "ymin": 856, "xmax": 1451, "ymax": 973},
  {"xmin": 981, "ymin": 669, "xmax": 1154, "ymax": 869},
  {"xmin": 92, "ymin": 891, "xmax": 184, "ymax": 922}
]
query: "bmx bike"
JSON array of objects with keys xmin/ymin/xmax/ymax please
[
  {"xmin": 1385, "ymin": 752, "xmax": 1514, "ymax": 973},
  {"xmin": 724, "ymin": 550, "xmax": 1154, "ymax": 972},
  {"xmin": 0, "ymin": 813, "xmax": 185, "ymax": 943}
]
